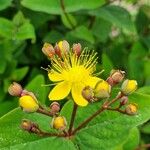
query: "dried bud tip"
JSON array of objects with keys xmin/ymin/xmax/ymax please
[
  {"xmin": 21, "ymin": 119, "xmax": 39, "ymax": 132},
  {"xmin": 73, "ymin": 43, "xmax": 82, "ymax": 57},
  {"xmin": 82, "ymin": 86, "xmax": 94, "ymax": 102},
  {"xmin": 42, "ymin": 43, "xmax": 55, "ymax": 58},
  {"xmin": 108, "ymin": 70, "xmax": 125, "ymax": 85},
  {"xmin": 51, "ymin": 116, "xmax": 67, "ymax": 131},
  {"xmin": 50, "ymin": 102, "xmax": 60, "ymax": 115},
  {"xmin": 125, "ymin": 103, "xmax": 138, "ymax": 115},
  {"xmin": 8, "ymin": 82, "xmax": 23, "ymax": 96},
  {"xmin": 120, "ymin": 96, "xmax": 128, "ymax": 105}
]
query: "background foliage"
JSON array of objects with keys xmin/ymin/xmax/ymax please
[{"xmin": 0, "ymin": 0, "xmax": 150, "ymax": 149}]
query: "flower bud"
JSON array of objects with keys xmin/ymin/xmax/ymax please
[
  {"xmin": 121, "ymin": 79, "xmax": 137, "ymax": 95},
  {"xmin": 111, "ymin": 70, "xmax": 125, "ymax": 83},
  {"xmin": 42, "ymin": 43, "xmax": 55, "ymax": 58},
  {"xmin": 120, "ymin": 96, "xmax": 128, "ymax": 105},
  {"xmin": 55, "ymin": 40, "xmax": 70, "ymax": 57},
  {"xmin": 21, "ymin": 119, "xmax": 39, "ymax": 133},
  {"xmin": 73, "ymin": 43, "xmax": 82, "ymax": 57},
  {"xmin": 51, "ymin": 116, "xmax": 67, "ymax": 130},
  {"xmin": 125, "ymin": 103, "xmax": 138, "ymax": 115},
  {"xmin": 50, "ymin": 102, "xmax": 60, "ymax": 115},
  {"xmin": 82, "ymin": 86, "xmax": 94, "ymax": 102},
  {"xmin": 94, "ymin": 80, "xmax": 111, "ymax": 99},
  {"xmin": 19, "ymin": 95, "xmax": 39, "ymax": 113},
  {"xmin": 8, "ymin": 82, "xmax": 23, "ymax": 97}
]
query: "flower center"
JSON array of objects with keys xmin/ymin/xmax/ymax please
[{"xmin": 63, "ymin": 65, "xmax": 90, "ymax": 83}]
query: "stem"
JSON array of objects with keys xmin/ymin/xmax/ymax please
[
  {"xmin": 37, "ymin": 108, "xmax": 53, "ymax": 117},
  {"xmin": 72, "ymin": 93, "xmax": 122, "ymax": 134},
  {"xmin": 60, "ymin": 0, "xmax": 75, "ymax": 29},
  {"xmin": 68, "ymin": 103, "xmax": 78, "ymax": 134},
  {"xmin": 36, "ymin": 129, "xmax": 65, "ymax": 137}
]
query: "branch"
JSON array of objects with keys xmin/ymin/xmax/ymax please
[
  {"xmin": 68, "ymin": 103, "xmax": 78, "ymax": 134},
  {"xmin": 60, "ymin": 0, "xmax": 75, "ymax": 29},
  {"xmin": 72, "ymin": 93, "xmax": 122, "ymax": 134}
]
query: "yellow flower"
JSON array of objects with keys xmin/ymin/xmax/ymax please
[
  {"xmin": 121, "ymin": 79, "xmax": 137, "ymax": 95},
  {"xmin": 19, "ymin": 95, "xmax": 39, "ymax": 112},
  {"xmin": 48, "ymin": 45, "xmax": 101, "ymax": 106}
]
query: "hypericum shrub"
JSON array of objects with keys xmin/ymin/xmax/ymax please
[{"xmin": 8, "ymin": 40, "xmax": 138, "ymax": 138}]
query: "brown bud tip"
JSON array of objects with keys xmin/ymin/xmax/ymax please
[
  {"xmin": 82, "ymin": 86, "xmax": 94, "ymax": 102},
  {"xmin": 42, "ymin": 43, "xmax": 55, "ymax": 58},
  {"xmin": 73, "ymin": 43, "xmax": 82, "ymax": 57},
  {"xmin": 8, "ymin": 82, "xmax": 23, "ymax": 96},
  {"xmin": 110, "ymin": 70, "xmax": 125, "ymax": 84},
  {"xmin": 125, "ymin": 103, "xmax": 138, "ymax": 115},
  {"xmin": 50, "ymin": 102, "xmax": 60, "ymax": 115},
  {"xmin": 106, "ymin": 77, "xmax": 114, "ymax": 86},
  {"xmin": 21, "ymin": 119, "xmax": 39, "ymax": 133},
  {"xmin": 120, "ymin": 96, "xmax": 128, "ymax": 105}
]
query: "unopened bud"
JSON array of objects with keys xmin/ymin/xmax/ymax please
[
  {"xmin": 121, "ymin": 79, "xmax": 137, "ymax": 95},
  {"xmin": 120, "ymin": 96, "xmax": 128, "ymax": 105},
  {"xmin": 8, "ymin": 82, "xmax": 23, "ymax": 96},
  {"xmin": 125, "ymin": 103, "xmax": 138, "ymax": 115},
  {"xmin": 94, "ymin": 80, "xmax": 111, "ymax": 99},
  {"xmin": 51, "ymin": 116, "xmax": 67, "ymax": 130},
  {"xmin": 82, "ymin": 86, "xmax": 94, "ymax": 102},
  {"xmin": 111, "ymin": 70, "xmax": 125, "ymax": 83},
  {"xmin": 19, "ymin": 95, "xmax": 39, "ymax": 113},
  {"xmin": 42, "ymin": 43, "xmax": 55, "ymax": 58},
  {"xmin": 55, "ymin": 40, "xmax": 70, "ymax": 57},
  {"xmin": 50, "ymin": 102, "xmax": 60, "ymax": 115},
  {"xmin": 21, "ymin": 119, "xmax": 39, "ymax": 133},
  {"xmin": 73, "ymin": 43, "xmax": 82, "ymax": 57}
]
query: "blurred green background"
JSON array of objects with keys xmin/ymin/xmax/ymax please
[{"xmin": 0, "ymin": 0, "xmax": 150, "ymax": 148}]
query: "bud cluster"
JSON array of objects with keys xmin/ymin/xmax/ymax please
[{"xmin": 42, "ymin": 40, "xmax": 82, "ymax": 59}]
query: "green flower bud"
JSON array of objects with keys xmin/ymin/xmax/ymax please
[
  {"xmin": 121, "ymin": 79, "xmax": 137, "ymax": 95},
  {"xmin": 94, "ymin": 80, "xmax": 111, "ymax": 99},
  {"xmin": 19, "ymin": 95, "xmax": 39, "ymax": 113},
  {"xmin": 51, "ymin": 116, "xmax": 67, "ymax": 131}
]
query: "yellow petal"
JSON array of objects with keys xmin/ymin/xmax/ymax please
[
  {"xmin": 48, "ymin": 71, "xmax": 63, "ymax": 82},
  {"xmin": 49, "ymin": 81, "xmax": 71, "ymax": 100},
  {"xmin": 86, "ymin": 77, "xmax": 102, "ymax": 88},
  {"xmin": 71, "ymin": 83, "xmax": 88, "ymax": 106}
]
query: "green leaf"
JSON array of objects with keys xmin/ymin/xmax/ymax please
[
  {"xmin": 92, "ymin": 18, "xmax": 111, "ymax": 43},
  {"xmin": 25, "ymin": 75, "xmax": 47, "ymax": 104},
  {"xmin": 0, "ymin": 18, "xmax": 14, "ymax": 38},
  {"xmin": 61, "ymin": 92, "xmax": 150, "ymax": 150},
  {"xmin": 102, "ymin": 53, "xmax": 113, "ymax": 77},
  {"xmin": 11, "ymin": 67, "xmax": 29, "ymax": 81},
  {"xmin": 128, "ymin": 42, "xmax": 147, "ymax": 85},
  {"xmin": 70, "ymin": 26, "xmax": 95, "ymax": 43},
  {"xmin": 21, "ymin": 0, "xmax": 105, "ymax": 15},
  {"xmin": 89, "ymin": 5, "xmax": 136, "ymax": 33},
  {"xmin": 0, "ymin": 100, "xmax": 18, "ymax": 117},
  {"xmin": 0, "ymin": 108, "xmax": 76, "ymax": 150},
  {"xmin": 61, "ymin": 14, "xmax": 77, "ymax": 29},
  {"xmin": 0, "ymin": 0, "xmax": 12, "ymax": 11},
  {"xmin": 123, "ymin": 127, "xmax": 140, "ymax": 150},
  {"xmin": 141, "ymin": 122, "xmax": 150, "ymax": 134},
  {"xmin": 13, "ymin": 12, "xmax": 36, "ymax": 42},
  {"xmin": 137, "ymin": 86, "xmax": 150, "ymax": 95}
]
